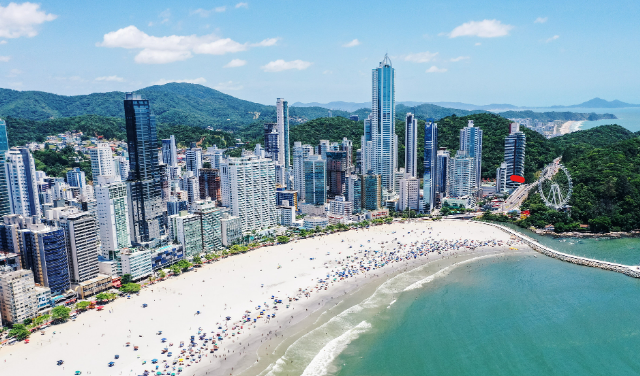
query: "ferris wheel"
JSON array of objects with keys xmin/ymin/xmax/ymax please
[{"xmin": 538, "ymin": 162, "xmax": 573, "ymax": 210}]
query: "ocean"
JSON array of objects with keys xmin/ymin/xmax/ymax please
[
  {"xmin": 257, "ymin": 231, "xmax": 640, "ymax": 376},
  {"xmin": 527, "ymin": 107, "xmax": 640, "ymax": 133}
]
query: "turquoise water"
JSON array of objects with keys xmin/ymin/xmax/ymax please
[
  {"xmin": 527, "ymin": 107, "xmax": 640, "ymax": 132},
  {"xmin": 499, "ymin": 222, "xmax": 640, "ymax": 266},
  {"xmin": 335, "ymin": 255, "xmax": 640, "ymax": 376}
]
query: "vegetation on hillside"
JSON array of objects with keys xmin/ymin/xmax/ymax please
[{"xmin": 548, "ymin": 124, "xmax": 636, "ymax": 163}]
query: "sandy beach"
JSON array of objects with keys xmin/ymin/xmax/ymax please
[
  {"xmin": 0, "ymin": 220, "xmax": 531, "ymax": 376},
  {"xmin": 559, "ymin": 120, "xmax": 584, "ymax": 135}
]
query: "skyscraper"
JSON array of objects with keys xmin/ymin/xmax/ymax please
[
  {"xmin": 304, "ymin": 155, "xmax": 326, "ymax": 206},
  {"xmin": 161, "ymin": 135, "xmax": 178, "ymax": 167},
  {"xmin": 405, "ymin": 113, "xmax": 418, "ymax": 178},
  {"xmin": 345, "ymin": 174, "xmax": 362, "ymax": 214},
  {"xmin": 19, "ymin": 222, "xmax": 70, "ymax": 296},
  {"xmin": 90, "ymin": 143, "xmax": 115, "ymax": 179},
  {"xmin": 192, "ymin": 199, "xmax": 223, "ymax": 253},
  {"xmin": 371, "ymin": 54, "xmax": 397, "ymax": 192},
  {"xmin": 361, "ymin": 173, "xmax": 382, "ymax": 211},
  {"xmin": 185, "ymin": 145, "xmax": 203, "ymax": 177},
  {"xmin": 0, "ymin": 119, "xmax": 11, "ymax": 217},
  {"xmin": 496, "ymin": 162, "xmax": 508, "ymax": 194},
  {"xmin": 423, "ymin": 122, "xmax": 438, "ymax": 213},
  {"xmin": 220, "ymin": 155, "xmax": 278, "ymax": 232},
  {"xmin": 95, "ymin": 175, "xmax": 131, "ymax": 258},
  {"xmin": 57, "ymin": 211, "xmax": 99, "ymax": 283},
  {"xmin": 124, "ymin": 93, "xmax": 165, "ymax": 245},
  {"xmin": 450, "ymin": 151, "xmax": 476, "ymax": 199},
  {"xmin": 276, "ymin": 98, "xmax": 290, "ymax": 168},
  {"xmin": 504, "ymin": 123, "xmax": 526, "ymax": 190},
  {"xmin": 326, "ymin": 150, "xmax": 348, "ymax": 199},
  {"xmin": 459, "ymin": 120, "xmax": 483, "ymax": 192},
  {"xmin": 5, "ymin": 148, "xmax": 40, "ymax": 217},
  {"xmin": 198, "ymin": 168, "xmax": 221, "ymax": 203},
  {"xmin": 436, "ymin": 148, "xmax": 450, "ymax": 196}
]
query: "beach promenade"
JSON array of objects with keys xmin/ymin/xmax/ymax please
[{"xmin": 0, "ymin": 220, "xmax": 524, "ymax": 376}]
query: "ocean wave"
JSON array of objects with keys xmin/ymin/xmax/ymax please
[
  {"xmin": 403, "ymin": 253, "xmax": 503, "ymax": 291},
  {"xmin": 301, "ymin": 321, "xmax": 372, "ymax": 376}
]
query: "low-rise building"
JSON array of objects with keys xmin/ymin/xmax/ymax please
[
  {"xmin": 34, "ymin": 286, "xmax": 51, "ymax": 313},
  {"xmin": 150, "ymin": 244, "xmax": 184, "ymax": 271},
  {"xmin": 71, "ymin": 274, "xmax": 111, "ymax": 300},
  {"xmin": 220, "ymin": 214, "xmax": 242, "ymax": 246},
  {"xmin": 120, "ymin": 248, "xmax": 152, "ymax": 281},
  {"xmin": 303, "ymin": 216, "xmax": 328, "ymax": 230}
]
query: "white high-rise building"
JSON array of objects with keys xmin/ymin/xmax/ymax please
[
  {"xmin": 206, "ymin": 145, "xmax": 225, "ymax": 170},
  {"xmin": 185, "ymin": 173, "xmax": 200, "ymax": 204},
  {"xmin": 0, "ymin": 268, "xmax": 38, "ymax": 325},
  {"xmin": 5, "ymin": 147, "xmax": 40, "ymax": 217},
  {"xmin": 220, "ymin": 155, "xmax": 277, "ymax": 232},
  {"xmin": 371, "ymin": 54, "xmax": 397, "ymax": 193},
  {"xmin": 54, "ymin": 210, "xmax": 99, "ymax": 283},
  {"xmin": 398, "ymin": 175, "xmax": 420, "ymax": 211},
  {"xmin": 114, "ymin": 156, "xmax": 130, "ymax": 182},
  {"xmin": 95, "ymin": 175, "xmax": 131, "ymax": 258},
  {"xmin": 496, "ymin": 162, "xmax": 508, "ymax": 194},
  {"xmin": 90, "ymin": 143, "xmax": 115, "ymax": 179},
  {"xmin": 276, "ymin": 98, "xmax": 290, "ymax": 168},
  {"xmin": 450, "ymin": 151, "xmax": 476, "ymax": 199},
  {"xmin": 405, "ymin": 113, "xmax": 418, "ymax": 178}
]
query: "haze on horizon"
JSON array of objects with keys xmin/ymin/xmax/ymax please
[{"xmin": 0, "ymin": 0, "xmax": 637, "ymax": 106}]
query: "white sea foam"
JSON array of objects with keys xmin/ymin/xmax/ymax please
[
  {"xmin": 403, "ymin": 253, "xmax": 502, "ymax": 291},
  {"xmin": 301, "ymin": 321, "xmax": 372, "ymax": 376}
]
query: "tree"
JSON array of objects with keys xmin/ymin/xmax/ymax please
[
  {"xmin": 589, "ymin": 216, "xmax": 612, "ymax": 233},
  {"xmin": 192, "ymin": 255, "xmax": 202, "ymax": 265},
  {"xmin": 76, "ymin": 301, "xmax": 91, "ymax": 311},
  {"xmin": 157, "ymin": 270, "xmax": 166, "ymax": 278},
  {"xmin": 120, "ymin": 283, "xmax": 141, "ymax": 294},
  {"xmin": 8, "ymin": 324, "xmax": 30, "ymax": 340},
  {"xmin": 276, "ymin": 235, "xmax": 290, "ymax": 244},
  {"xmin": 170, "ymin": 264, "xmax": 181, "ymax": 275},
  {"xmin": 204, "ymin": 253, "xmax": 214, "ymax": 261},
  {"xmin": 121, "ymin": 274, "xmax": 132, "ymax": 284},
  {"xmin": 33, "ymin": 314, "xmax": 50, "ymax": 326},
  {"xmin": 176, "ymin": 260, "xmax": 192, "ymax": 271},
  {"xmin": 51, "ymin": 305, "xmax": 71, "ymax": 323}
]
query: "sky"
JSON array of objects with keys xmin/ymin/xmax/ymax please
[{"xmin": 0, "ymin": 0, "xmax": 638, "ymax": 106}]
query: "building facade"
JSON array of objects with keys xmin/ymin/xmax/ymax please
[
  {"xmin": 0, "ymin": 268, "xmax": 38, "ymax": 325},
  {"xmin": 361, "ymin": 173, "xmax": 382, "ymax": 211},
  {"xmin": 95, "ymin": 175, "xmax": 131, "ymax": 258},
  {"xmin": 423, "ymin": 121, "xmax": 438, "ymax": 213},
  {"xmin": 220, "ymin": 156, "xmax": 278, "ymax": 232},
  {"xmin": 304, "ymin": 155, "xmax": 326, "ymax": 206},
  {"xmin": 405, "ymin": 113, "xmax": 418, "ymax": 178},
  {"xmin": 504, "ymin": 123, "xmax": 526, "ymax": 190},
  {"xmin": 5, "ymin": 148, "xmax": 41, "ymax": 217},
  {"xmin": 459, "ymin": 120, "xmax": 483, "ymax": 191},
  {"xmin": 90, "ymin": 143, "xmax": 115, "ymax": 179}
]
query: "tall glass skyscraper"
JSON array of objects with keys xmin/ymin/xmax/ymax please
[
  {"xmin": 124, "ymin": 93, "xmax": 165, "ymax": 245},
  {"xmin": 459, "ymin": 120, "xmax": 483, "ymax": 192},
  {"xmin": 161, "ymin": 135, "xmax": 178, "ymax": 167},
  {"xmin": 405, "ymin": 113, "xmax": 418, "ymax": 178},
  {"xmin": 371, "ymin": 55, "xmax": 397, "ymax": 192},
  {"xmin": 0, "ymin": 119, "xmax": 10, "ymax": 217},
  {"xmin": 276, "ymin": 98, "xmax": 290, "ymax": 168},
  {"xmin": 504, "ymin": 123, "xmax": 526, "ymax": 189},
  {"xmin": 423, "ymin": 122, "xmax": 438, "ymax": 213}
]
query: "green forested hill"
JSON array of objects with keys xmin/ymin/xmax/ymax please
[
  {"xmin": 5, "ymin": 115, "xmax": 235, "ymax": 149},
  {"xmin": 547, "ymin": 124, "xmax": 637, "ymax": 163}
]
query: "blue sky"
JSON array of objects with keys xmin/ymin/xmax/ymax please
[{"xmin": 0, "ymin": 0, "xmax": 638, "ymax": 106}]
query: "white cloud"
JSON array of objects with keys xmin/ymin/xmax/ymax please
[
  {"xmin": 152, "ymin": 77, "xmax": 207, "ymax": 86},
  {"xmin": 95, "ymin": 75, "xmax": 125, "ymax": 82},
  {"xmin": 0, "ymin": 2, "xmax": 56, "ymax": 38},
  {"xmin": 0, "ymin": 40, "xmax": 6, "ymax": 45},
  {"xmin": 426, "ymin": 66, "xmax": 447, "ymax": 73},
  {"xmin": 534, "ymin": 17, "xmax": 548, "ymax": 24},
  {"xmin": 546, "ymin": 35, "xmax": 559, "ymax": 43},
  {"xmin": 7, "ymin": 68, "xmax": 21, "ymax": 77},
  {"xmin": 450, "ymin": 56, "xmax": 470, "ymax": 62},
  {"xmin": 475, "ymin": 42, "xmax": 481, "ymax": 46},
  {"xmin": 261, "ymin": 59, "xmax": 312, "ymax": 72},
  {"xmin": 98, "ymin": 26, "xmax": 276, "ymax": 64},
  {"xmin": 235, "ymin": 2, "xmax": 249, "ymax": 8},
  {"xmin": 342, "ymin": 39, "xmax": 360, "ymax": 48},
  {"xmin": 224, "ymin": 58, "xmax": 246, "ymax": 68},
  {"xmin": 252, "ymin": 37, "xmax": 279, "ymax": 47},
  {"xmin": 214, "ymin": 80, "xmax": 243, "ymax": 91},
  {"xmin": 0, "ymin": 56, "xmax": 10, "ymax": 62},
  {"xmin": 403, "ymin": 51, "xmax": 438, "ymax": 63},
  {"xmin": 159, "ymin": 9, "xmax": 171, "ymax": 24},
  {"xmin": 323, "ymin": 70, "xmax": 332, "ymax": 74},
  {"xmin": 191, "ymin": 7, "xmax": 227, "ymax": 17},
  {"xmin": 449, "ymin": 19, "xmax": 513, "ymax": 38}
]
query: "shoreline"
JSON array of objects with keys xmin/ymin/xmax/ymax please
[
  {"xmin": 559, "ymin": 120, "xmax": 584, "ymax": 135},
  {"xmin": 0, "ymin": 221, "xmax": 527, "ymax": 376}
]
